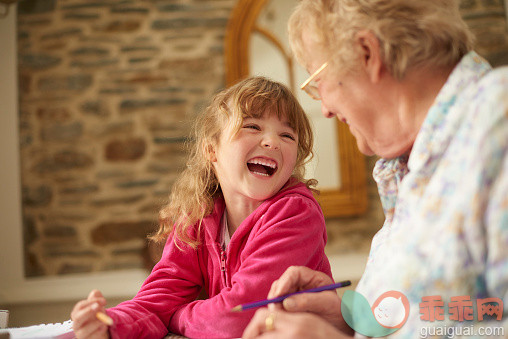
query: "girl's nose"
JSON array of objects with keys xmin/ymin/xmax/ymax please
[
  {"xmin": 262, "ymin": 134, "xmax": 280, "ymax": 150},
  {"xmin": 321, "ymin": 102, "xmax": 336, "ymax": 119},
  {"xmin": 263, "ymin": 143, "xmax": 279, "ymax": 150}
]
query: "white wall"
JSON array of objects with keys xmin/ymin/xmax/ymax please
[
  {"xmin": 0, "ymin": 5, "xmax": 146, "ymax": 305},
  {"xmin": 0, "ymin": 3, "xmax": 25, "ymax": 301},
  {"xmin": 506, "ymin": 0, "xmax": 508, "ymax": 27}
]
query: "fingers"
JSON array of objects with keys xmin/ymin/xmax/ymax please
[
  {"xmin": 71, "ymin": 291, "xmax": 110, "ymax": 339},
  {"xmin": 268, "ymin": 266, "xmax": 334, "ymax": 299},
  {"xmin": 267, "ymin": 302, "xmax": 282, "ymax": 312},
  {"xmin": 88, "ymin": 289, "xmax": 107, "ymax": 306},
  {"xmin": 88, "ymin": 289, "xmax": 103, "ymax": 299},
  {"xmin": 282, "ymin": 290, "xmax": 339, "ymax": 313},
  {"xmin": 282, "ymin": 291, "xmax": 351, "ymax": 333},
  {"xmin": 84, "ymin": 325, "xmax": 109, "ymax": 339},
  {"xmin": 242, "ymin": 308, "xmax": 279, "ymax": 338},
  {"xmin": 243, "ymin": 308, "xmax": 301, "ymax": 338},
  {"xmin": 75, "ymin": 316, "xmax": 109, "ymax": 339},
  {"xmin": 264, "ymin": 267, "xmax": 348, "ymax": 331},
  {"xmin": 245, "ymin": 267, "xmax": 350, "ymax": 338},
  {"xmin": 243, "ymin": 308, "xmax": 347, "ymax": 339},
  {"xmin": 71, "ymin": 300, "xmax": 102, "ymax": 328}
]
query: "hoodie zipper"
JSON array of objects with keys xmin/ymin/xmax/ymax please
[{"xmin": 219, "ymin": 246, "xmax": 229, "ymax": 287}]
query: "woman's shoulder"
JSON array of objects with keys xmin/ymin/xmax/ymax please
[
  {"xmin": 474, "ymin": 65, "xmax": 508, "ymax": 98},
  {"xmin": 467, "ymin": 66, "xmax": 508, "ymax": 127},
  {"xmin": 481, "ymin": 64, "xmax": 508, "ymax": 82}
]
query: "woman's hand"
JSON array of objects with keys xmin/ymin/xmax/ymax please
[
  {"xmin": 71, "ymin": 290, "xmax": 110, "ymax": 339},
  {"xmin": 242, "ymin": 308, "xmax": 349, "ymax": 339},
  {"xmin": 244, "ymin": 266, "xmax": 354, "ymax": 338},
  {"xmin": 267, "ymin": 266, "xmax": 352, "ymax": 333}
]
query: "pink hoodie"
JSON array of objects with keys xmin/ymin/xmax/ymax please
[{"xmin": 106, "ymin": 181, "xmax": 332, "ymax": 338}]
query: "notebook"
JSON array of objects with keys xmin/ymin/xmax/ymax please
[{"xmin": 0, "ymin": 320, "xmax": 74, "ymax": 339}]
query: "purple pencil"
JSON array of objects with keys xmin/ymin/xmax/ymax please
[{"xmin": 230, "ymin": 280, "xmax": 351, "ymax": 312}]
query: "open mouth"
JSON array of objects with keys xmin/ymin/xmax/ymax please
[{"xmin": 247, "ymin": 157, "xmax": 278, "ymax": 177}]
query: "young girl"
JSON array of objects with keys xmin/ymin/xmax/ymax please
[{"xmin": 70, "ymin": 76, "xmax": 332, "ymax": 338}]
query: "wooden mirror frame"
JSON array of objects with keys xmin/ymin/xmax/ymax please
[{"xmin": 224, "ymin": 0, "xmax": 367, "ymax": 217}]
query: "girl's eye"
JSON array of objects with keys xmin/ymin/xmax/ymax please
[
  {"xmin": 243, "ymin": 124, "xmax": 260, "ymax": 130},
  {"xmin": 281, "ymin": 133, "xmax": 296, "ymax": 141}
]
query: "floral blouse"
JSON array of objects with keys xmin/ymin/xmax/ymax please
[{"xmin": 356, "ymin": 52, "xmax": 508, "ymax": 338}]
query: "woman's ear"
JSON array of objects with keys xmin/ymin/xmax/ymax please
[{"xmin": 355, "ymin": 30, "xmax": 383, "ymax": 83}]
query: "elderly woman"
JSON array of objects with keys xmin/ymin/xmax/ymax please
[{"xmin": 243, "ymin": 0, "xmax": 507, "ymax": 338}]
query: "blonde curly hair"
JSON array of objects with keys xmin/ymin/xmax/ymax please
[
  {"xmin": 152, "ymin": 76, "xmax": 316, "ymax": 248},
  {"xmin": 289, "ymin": 0, "xmax": 474, "ymax": 79}
]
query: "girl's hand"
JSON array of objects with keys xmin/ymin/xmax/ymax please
[{"xmin": 71, "ymin": 290, "xmax": 110, "ymax": 339}]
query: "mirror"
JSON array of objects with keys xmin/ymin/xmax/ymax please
[
  {"xmin": 0, "ymin": 0, "xmax": 19, "ymax": 18},
  {"xmin": 225, "ymin": 0, "xmax": 367, "ymax": 217}
]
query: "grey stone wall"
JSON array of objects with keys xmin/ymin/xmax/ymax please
[{"xmin": 17, "ymin": 0, "xmax": 508, "ymax": 277}]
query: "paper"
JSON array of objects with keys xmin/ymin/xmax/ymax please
[{"xmin": 0, "ymin": 320, "xmax": 74, "ymax": 339}]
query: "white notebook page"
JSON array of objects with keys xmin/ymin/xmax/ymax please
[{"xmin": 0, "ymin": 320, "xmax": 74, "ymax": 339}]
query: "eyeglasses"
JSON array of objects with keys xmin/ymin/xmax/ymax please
[{"xmin": 300, "ymin": 61, "xmax": 328, "ymax": 100}]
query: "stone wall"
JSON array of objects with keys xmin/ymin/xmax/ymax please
[
  {"xmin": 461, "ymin": 0, "xmax": 508, "ymax": 65},
  {"xmin": 17, "ymin": 0, "xmax": 508, "ymax": 277},
  {"xmin": 17, "ymin": 0, "xmax": 235, "ymax": 276}
]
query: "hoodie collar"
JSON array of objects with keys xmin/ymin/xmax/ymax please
[{"xmin": 202, "ymin": 178, "xmax": 313, "ymax": 244}]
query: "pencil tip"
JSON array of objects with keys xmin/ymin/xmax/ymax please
[
  {"xmin": 230, "ymin": 305, "xmax": 242, "ymax": 312},
  {"xmin": 96, "ymin": 311, "xmax": 114, "ymax": 326}
]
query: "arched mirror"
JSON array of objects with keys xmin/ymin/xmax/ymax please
[{"xmin": 225, "ymin": 0, "xmax": 367, "ymax": 217}]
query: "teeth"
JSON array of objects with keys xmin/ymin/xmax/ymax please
[{"xmin": 247, "ymin": 158, "xmax": 277, "ymax": 169}]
